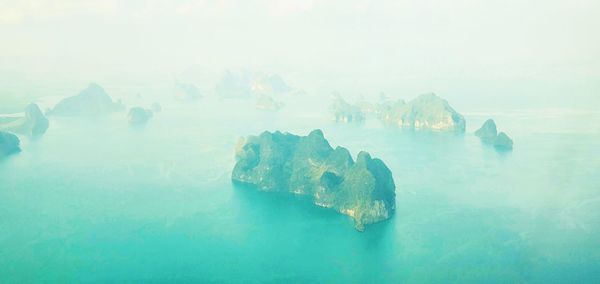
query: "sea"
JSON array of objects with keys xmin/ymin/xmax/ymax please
[{"xmin": 1, "ymin": 96, "xmax": 599, "ymax": 283}]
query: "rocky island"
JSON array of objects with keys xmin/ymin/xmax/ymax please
[
  {"xmin": 379, "ymin": 93, "xmax": 466, "ymax": 132},
  {"xmin": 232, "ymin": 129, "xmax": 396, "ymax": 231},
  {"xmin": 174, "ymin": 82, "xmax": 202, "ymax": 101},
  {"xmin": 0, "ymin": 131, "xmax": 21, "ymax": 157},
  {"xmin": 0, "ymin": 103, "xmax": 49, "ymax": 136},
  {"xmin": 475, "ymin": 119, "xmax": 513, "ymax": 150},
  {"xmin": 128, "ymin": 107, "xmax": 153, "ymax": 125},
  {"xmin": 255, "ymin": 95, "xmax": 284, "ymax": 111},
  {"xmin": 216, "ymin": 70, "xmax": 297, "ymax": 98},
  {"xmin": 329, "ymin": 95, "xmax": 365, "ymax": 123},
  {"xmin": 48, "ymin": 83, "xmax": 124, "ymax": 116}
]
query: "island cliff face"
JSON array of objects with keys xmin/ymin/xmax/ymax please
[
  {"xmin": 0, "ymin": 103, "xmax": 49, "ymax": 136},
  {"xmin": 231, "ymin": 129, "xmax": 396, "ymax": 231},
  {"xmin": 475, "ymin": 119, "xmax": 513, "ymax": 150},
  {"xmin": 379, "ymin": 93, "xmax": 465, "ymax": 132},
  {"xmin": 0, "ymin": 131, "xmax": 20, "ymax": 157},
  {"xmin": 49, "ymin": 83, "xmax": 124, "ymax": 116}
]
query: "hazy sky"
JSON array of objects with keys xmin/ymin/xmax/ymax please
[{"xmin": 0, "ymin": 0, "xmax": 598, "ymax": 108}]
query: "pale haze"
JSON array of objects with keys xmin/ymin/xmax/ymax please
[{"xmin": 1, "ymin": 0, "xmax": 599, "ymax": 109}]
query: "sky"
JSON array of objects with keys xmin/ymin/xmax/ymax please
[{"xmin": 0, "ymin": 0, "xmax": 599, "ymax": 109}]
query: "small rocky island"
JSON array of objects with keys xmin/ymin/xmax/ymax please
[
  {"xmin": 128, "ymin": 107, "xmax": 153, "ymax": 125},
  {"xmin": 0, "ymin": 103, "xmax": 49, "ymax": 136},
  {"xmin": 48, "ymin": 83, "xmax": 124, "ymax": 116},
  {"xmin": 329, "ymin": 95, "xmax": 365, "ymax": 123},
  {"xmin": 379, "ymin": 93, "xmax": 465, "ymax": 132},
  {"xmin": 0, "ymin": 131, "xmax": 21, "ymax": 157},
  {"xmin": 232, "ymin": 129, "xmax": 396, "ymax": 231},
  {"xmin": 475, "ymin": 119, "xmax": 513, "ymax": 150}
]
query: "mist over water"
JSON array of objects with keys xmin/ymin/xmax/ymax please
[{"xmin": 1, "ymin": 0, "xmax": 600, "ymax": 283}]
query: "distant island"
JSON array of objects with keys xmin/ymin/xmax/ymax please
[
  {"xmin": 0, "ymin": 103, "xmax": 49, "ymax": 137},
  {"xmin": 0, "ymin": 131, "xmax": 20, "ymax": 157},
  {"xmin": 216, "ymin": 70, "xmax": 301, "ymax": 98},
  {"xmin": 232, "ymin": 129, "xmax": 396, "ymax": 231},
  {"xmin": 329, "ymin": 94, "xmax": 365, "ymax": 123},
  {"xmin": 48, "ymin": 83, "xmax": 124, "ymax": 116},
  {"xmin": 174, "ymin": 82, "xmax": 203, "ymax": 101},
  {"xmin": 328, "ymin": 93, "xmax": 465, "ymax": 131},
  {"xmin": 475, "ymin": 119, "xmax": 513, "ymax": 150},
  {"xmin": 256, "ymin": 95, "xmax": 284, "ymax": 111},
  {"xmin": 379, "ymin": 93, "xmax": 465, "ymax": 132},
  {"xmin": 128, "ymin": 107, "xmax": 153, "ymax": 125}
]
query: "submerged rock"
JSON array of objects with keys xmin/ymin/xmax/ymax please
[
  {"xmin": 379, "ymin": 93, "xmax": 465, "ymax": 132},
  {"xmin": 329, "ymin": 95, "xmax": 365, "ymax": 123},
  {"xmin": 128, "ymin": 107, "xmax": 153, "ymax": 125},
  {"xmin": 475, "ymin": 119, "xmax": 513, "ymax": 150},
  {"xmin": 232, "ymin": 129, "xmax": 396, "ymax": 231},
  {"xmin": 0, "ymin": 131, "xmax": 21, "ymax": 157},
  {"xmin": 256, "ymin": 95, "xmax": 284, "ymax": 111},
  {"xmin": 49, "ymin": 83, "xmax": 124, "ymax": 116},
  {"xmin": 0, "ymin": 103, "xmax": 49, "ymax": 136}
]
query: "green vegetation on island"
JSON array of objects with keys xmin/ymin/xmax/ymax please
[
  {"xmin": 232, "ymin": 129, "xmax": 396, "ymax": 231},
  {"xmin": 379, "ymin": 93, "xmax": 466, "ymax": 132}
]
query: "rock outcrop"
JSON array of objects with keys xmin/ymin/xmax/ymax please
[
  {"xmin": 379, "ymin": 93, "xmax": 465, "ymax": 132},
  {"xmin": 232, "ymin": 129, "xmax": 396, "ymax": 231},
  {"xmin": 49, "ymin": 83, "xmax": 124, "ymax": 116},
  {"xmin": 329, "ymin": 95, "xmax": 365, "ymax": 123},
  {"xmin": 128, "ymin": 107, "xmax": 153, "ymax": 125},
  {"xmin": 0, "ymin": 103, "xmax": 49, "ymax": 136},
  {"xmin": 0, "ymin": 131, "xmax": 21, "ymax": 157},
  {"xmin": 475, "ymin": 119, "xmax": 513, "ymax": 150}
]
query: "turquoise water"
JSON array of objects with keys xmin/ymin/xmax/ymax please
[{"xmin": 1, "ymin": 100, "xmax": 599, "ymax": 283}]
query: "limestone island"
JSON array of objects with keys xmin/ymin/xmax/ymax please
[
  {"xmin": 329, "ymin": 95, "xmax": 365, "ymax": 123},
  {"xmin": 379, "ymin": 93, "xmax": 466, "ymax": 132},
  {"xmin": 0, "ymin": 103, "xmax": 49, "ymax": 136},
  {"xmin": 216, "ymin": 70, "xmax": 298, "ymax": 98},
  {"xmin": 0, "ymin": 131, "xmax": 21, "ymax": 157},
  {"xmin": 475, "ymin": 119, "xmax": 513, "ymax": 150},
  {"xmin": 175, "ymin": 82, "xmax": 202, "ymax": 101},
  {"xmin": 256, "ymin": 95, "xmax": 284, "ymax": 111},
  {"xmin": 48, "ymin": 83, "xmax": 124, "ymax": 116},
  {"xmin": 128, "ymin": 107, "xmax": 153, "ymax": 125},
  {"xmin": 232, "ymin": 129, "xmax": 396, "ymax": 231}
]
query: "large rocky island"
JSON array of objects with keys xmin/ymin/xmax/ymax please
[
  {"xmin": 48, "ymin": 83, "xmax": 124, "ymax": 116},
  {"xmin": 379, "ymin": 93, "xmax": 466, "ymax": 132},
  {"xmin": 0, "ymin": 131, "xmax": 21, "ymax": 157},
  {"xmin": 232, "ymin": 129, "xmax": 396, "ymax": 231},
  {"xmin": 0, "ymin": 103, "xmax": 49, "ymax": 136}
]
